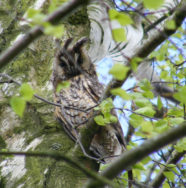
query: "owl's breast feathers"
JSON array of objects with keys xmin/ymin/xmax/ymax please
[{"xmin": 54, "ymin": 75, "xmax": 102, "ymax": 139}]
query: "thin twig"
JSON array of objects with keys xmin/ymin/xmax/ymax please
[
  {"xmin": 0, "ymin": 73, "xmax": 61, "ymax": 107},
  {"xmin": 115, "ymin": 107, "xmax": 159, "ymax": 120},
  {"xmin": 34, "ymin": 94, "xmax": 61, "ymax": 107}
]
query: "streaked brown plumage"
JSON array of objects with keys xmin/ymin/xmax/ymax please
[{"xmin": 52, "ymin": 38, "xmax": 125, "ymax": 163}]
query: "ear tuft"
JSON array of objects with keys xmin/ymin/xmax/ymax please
[{"xmin": 73, "ymin": 37, "xmax": 89, "ymax": 52}]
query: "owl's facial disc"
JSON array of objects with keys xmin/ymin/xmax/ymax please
[{"xmin": 57, "ymin": 38, "xmax": 88, "ymax": 78}]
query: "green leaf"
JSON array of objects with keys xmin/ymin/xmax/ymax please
[
  {"xmin": 109, "ymin": 9, "xmax": 133, "ymax": 26},
  {"xmin": 109, "ymin": 63, "xmax": 130, "ymax": 80},
  {"xmin": 26, "ymin": 8, "xmax": 45, "ymax": 25},
  {"xmin": 112, "ymin": 28, "xmax": 126, "ymax": 42},
  {"xmin": 166, "ymin": 20, "xmax": 176, "ymax": 30},
  {"xmin": 139, "ymin": 79, "xmax": 153, "ymax": 91},
  {"xmin": 43, "ymin": 22, "xmax": 64, "ymax": 38},
  {"xmin": 141, "ymin": 156, "xmax": 151, "ymax": 164},
  {"xmin": 131, "ymin": 57, "xmax": 142, "ymax": 71},
  {"xmin": 56, "ymin": 81, "xmax": 70, "ymax": 93},
  {"xmin": 133, "ymin": 163, "xmax": 145, "ymax": 170},
  {"xmin": 169, "ymin": 117, "xmax": 184, "ymax": 126},
  {"xmin": 163, "ymin": 181, "xmax": 170, "ymax": 188},
  {"xmin": 100, "ymin": 98, "xmax": 114, "ymax": 114},
  {"xmin": 134, "ymin": 98, "xmax": 152, "ymax": 108},
  {"xmin": 155, "ymin": 119, "xmax": 168, "ymax": 127},
  {"xmin": 173, "ymin": 86, "xmax": 186, "ymax": 104},
  {"xmin": 174, "ymin": 138, "xmax": 186, "ymax": 152},
  {"xmin": 96, "ymin": 98, "xmax": 118, "ymax": 125},
  {"xmin": 166, "ymin": 164, "xmax": 176, "ymax": 169},
  {"xmin": 167, "ymin": 108, "xmax": 183, "ymax": 117},
  {"xmin": 144, "ymin": 0, "xmax": 164, "ymax": 9},
  {"xmin": 10, "ymin": 97, "xmax": 26, "ymax": 117},
  {"xmin": 111, "ymin": 88, "xmax": 131, "ymax": 100},
  {"xmin": 157, "ymin": 96, "xmax": 163, "ymax": 110},
  {"xmin": 181, "ymin": 157, "xmax": 186, "ymax": 163},
  {"xmin": 133, "ymin": 169, "xmax": 142, "ymax": 180},
  {"xmin": 166, "ymin": 164, "xmax": 179, "ymax": 175},
  {"xmin": 154, "ymin": 119, "xmax": 169, "ymax": 133},
  {"xmin": 163, "ymin": 181, "xmax": 171, "ymax": 188},
  {"xmin": 99, "ymin": 164, "xmax": 109, "ymax": 171},
  {"xmin": 94, "ymin": 115, "xmax": 106, "ymax": 126},
  {"xmin": 27, "ymin": 8, "xmax": 40, "ymax": 18},
  {"xmin": 103, "ymin": 111, "xmax": 111, "ymax": 120},
  {"xmin": 142, "ymin": 90, "xmax": 154, "ymax": 99},
  {"xmin": 163, "ymin": 171, "xmax": 175, "ymax": 182},
  {"xmin": 48, "ymin": 0, "xmax": 67, "ymax": 13},
  {"xmin": 130, "ymin": 92, "xmax": 143, "ymax": 99},
  {"xmin": 135, "ymin": 106, "xmax": 155, "ymax": 117},
  {"xmin": 20, "ymin": 83, "xmax": 34, "ymax": 101},
  {"xmin": 94, "ymin": 106, "xmax": 100, "ymax": 111},
  {"xmin": 135, "ymin": 131, "xmax": 147, "ymax": 138},
  {"xmin": 129, "ymin": 114, "xmax": 144, "ymax": 128},
  {"xmin": 160, "ymin": 70, "xmax": 169, "ymax": 80},
  {"xmin": 141, "ymin": 121, "xmax": 153, "ymax": 133},
  {"xmin": 110, "ymin": 115, "xmax": 118, "ymax": 123}
]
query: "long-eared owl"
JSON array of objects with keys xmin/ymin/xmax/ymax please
[{"xmin": 52, "ymin": 38, "xmax": 125, "ymax": 163}]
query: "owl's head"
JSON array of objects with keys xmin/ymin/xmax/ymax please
[{"xmin": 53, "ymin": 38, "xmax": 94, "ymax": 82}]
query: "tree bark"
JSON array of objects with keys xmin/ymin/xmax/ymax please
[
  {"xmin": 0, "ymin": 0, "xmax": 95, "ymax": 187},
  {"xmin": 0, "ymin": 0, "xmax": 185, "ymax": 187}
]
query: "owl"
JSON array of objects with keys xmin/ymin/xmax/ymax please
[{"xmin": 52, "ymin": 38, "xmax": 125, "ymax": 163}]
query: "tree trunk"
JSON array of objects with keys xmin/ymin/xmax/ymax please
[{"xmin": 0, "ymin": 1, "xmax": 98, "ymax": 187}]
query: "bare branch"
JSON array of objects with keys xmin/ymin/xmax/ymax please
[{"xmin": 85, "ymin": 121, "xmax": 186, "ymax": 187}]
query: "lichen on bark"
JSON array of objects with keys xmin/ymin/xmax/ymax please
[{"xmin": 0, "ymin": 1, "xmax": 98, "ymax": 187}]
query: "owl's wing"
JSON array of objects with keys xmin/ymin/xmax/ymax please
[
  {"xmin": 113, "ymin": 118, "xmax": 126, "ymax": 148},
  {"xmin": 55, "ymin": 100, "xmax": 78, "ymax": 142},
  {"xmin": 54, "ymin": 77, "xmax": 100, "ymax": 141}
]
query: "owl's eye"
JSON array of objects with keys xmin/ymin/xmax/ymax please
[
  {"xmin": 59, "ymin": 61, "xmax": 67, "ymax": 67},
  {"xmin": 59, "ymin": 56, "xmax": 67, "ymax": 67}
]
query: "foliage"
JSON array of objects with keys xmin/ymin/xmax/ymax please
[
  {"xmin": 109, "ymin": 63, "xmax": 129, "ymax": 80},
  {"xmin": 94, "ymin": 98, "xmax": 118, "ymax": 126},
  {"xmin": 56, "ymin": 81, "xmax": 70, "ymax": 93},
  {"xmin": 10, "ymin": 83, "xmax": 34, "ymax": 117},
  {"xmin": 143, "ymin": 0, "xmax": 164, "ymax": 9},
  {"xmin": 98, "ymin": 0, "xmax": 186, "ymax": 187},
  {"xmin": 26, "ymin": 8, "xmax": 64, "ymax": 38},
  {"xmin": 0, "ymin": 0, "xmax": 185, "ymax": 187}
]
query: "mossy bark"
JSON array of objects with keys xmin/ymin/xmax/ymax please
[{"xmin": 0, "ymin": 1, "xmax": 97, "ymax": 188}]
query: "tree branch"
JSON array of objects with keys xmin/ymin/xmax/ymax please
[
  {"xmin": 135, "ymin": 2, "xmax": 186, "ymax": 58},
  {"xmin": 150, "ymin": 151, "xmax": 186, "ymax": 188},
  {"xmin": 0, "ymin": 0, "xmax": 89, "ymax": 70},
  {"xmin": 85, "ymin": 121, "xmax": 186, "ymax": 187},
  {"xmin": 104, "ymin": 2, "xmax": 186, "ymax": 101},
  {"xmin": 0, "ymin": 150, "xmax": 115, "ymax": 187}
]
